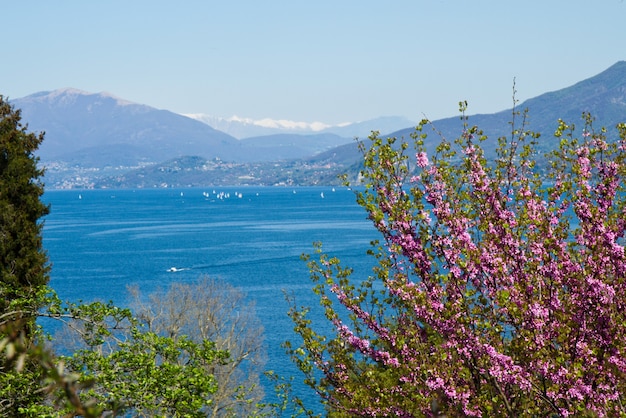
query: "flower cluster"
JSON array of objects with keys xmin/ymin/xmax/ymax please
[{"xmin": 289, "ymin": 113, "xmax": 626, "ymax": 417}]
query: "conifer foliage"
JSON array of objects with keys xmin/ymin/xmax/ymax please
[
  {"xmin": 0, "ymin": 95, "xmax": 49, "ymax": 320},
  {"xmin": 287, "ymin": 104, "xmax": 626, "ymax": 417},
  {"xmin": 0, "ymin": 95, "xmax": 51, "ymax": 415}
]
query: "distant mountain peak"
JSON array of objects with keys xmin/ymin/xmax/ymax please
[
  {"xmin": 583, "ymin": 60, "xmax": 626, "ymax": 84},
  {"xmin": 47, "ymin": 87, "xmax": 89, "ymax": 97},
  {"xmin": 608, "ymin": 60, "xmax": 626, "ymax": 69},
  {"xmin": 232, "ymin": 115, "xmax": 338, "ymax": 131},
  {"xmin": 23, "ymin": 88, "xmax": 137, "ymax": 107},
  {"xmin": 184, "ymin": 113, "xmax": 415, "ymax": 139},
  {"xmin": 183, "ymin": 114, "xmax": 341, "ymax": 137}
]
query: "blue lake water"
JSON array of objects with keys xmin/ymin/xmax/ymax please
[{"xmin": 41, "ymin": 186, "xmax": 379, "ymax": 410}]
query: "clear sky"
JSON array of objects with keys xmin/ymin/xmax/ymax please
[{"xmin": 3, "ymin": 1, "xmax": 625, "ymax": 125}]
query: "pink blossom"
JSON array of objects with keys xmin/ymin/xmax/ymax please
[
  {"xmin": 416, "ymin": 151, "xmax": 429, "ymax": 168},
  {"xmin": 291, "ymin": 115, "xmax": 626, "ymax": 417}
]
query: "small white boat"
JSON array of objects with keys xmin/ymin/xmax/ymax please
[{"xmin": 167, "ymin": 267, "xmax": 188, "ymax": 272}]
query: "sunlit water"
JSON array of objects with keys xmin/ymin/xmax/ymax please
[{"xmin": 42, "ymin": 186, "xmax": 379, "ymax": 411}]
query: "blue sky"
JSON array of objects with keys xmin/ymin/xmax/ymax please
[{"xmin": 3, "ymin": 1, "xmax": 625, "ymax": 124}]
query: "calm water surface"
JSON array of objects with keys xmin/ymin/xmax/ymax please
[{"xmin": 42, "ymin": 186, "xmax": 379, "ymax": 409}]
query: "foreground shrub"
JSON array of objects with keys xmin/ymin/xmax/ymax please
[{"xmin": 287, "ymin": 105, "xmax": 626, "ymax": 417}]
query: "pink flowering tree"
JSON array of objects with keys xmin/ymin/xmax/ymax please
[{"xmin": 285, "ymin": 103, "xmax": 626, "ymax": 417}]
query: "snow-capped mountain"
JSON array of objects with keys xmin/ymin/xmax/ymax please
[{"xmin": 184, "ymin": 113, "xmax": 416, "ymax": 139}]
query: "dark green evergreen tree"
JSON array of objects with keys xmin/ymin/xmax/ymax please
[
  {"xmin": 0, "ymin": 95, "xmax": 49, "ymax": 321},
  {"xmin": 0, "ymin": 95, "xmax": 51, "ymax": 416}
]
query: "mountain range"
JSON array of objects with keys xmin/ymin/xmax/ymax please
[
  {"xmin": 184, "ymin": 113, "xmax": 415, "ymax": 139},
  {"xmin": 9, "ymin": 61, "xmax": 626, "ymax": 188}
]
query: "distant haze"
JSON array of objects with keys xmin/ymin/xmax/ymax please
[{"xmin": 183, "ymin": 113, "xmax": 415, "ymax": 139}]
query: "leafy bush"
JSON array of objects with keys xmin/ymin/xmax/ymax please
[{"xmin": 287, "ymin": 104, "xmax": 626, "ymax": 417}]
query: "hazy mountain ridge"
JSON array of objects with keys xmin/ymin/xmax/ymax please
[
  {"xmin": 10, "ymin": 88, "xmax": 413, "ymax": 187},
  {"xmin": 389, "ymin": 61, "xmax": 626, "ymax": 159},
  {"xmin": 11, "ymin": 89, "xmax": 398, "ymax": 168},
  {"xmin": 12, "ymin": 88, "xmax": 240, "ymax": 166},
  {"xmin": 9, "ymin": 61, "xmax": 626, "ymax": 188},
  {"xmin": 238, "ymin": 133, "xmax": 353, "ymax": 157},
  {"xmin": 184, "ymin": 113, "xmax": 415, "ymax": 139},
  {"xmin": 183, "ymin": 114, "xmax": 336, "ymax": 138}
]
